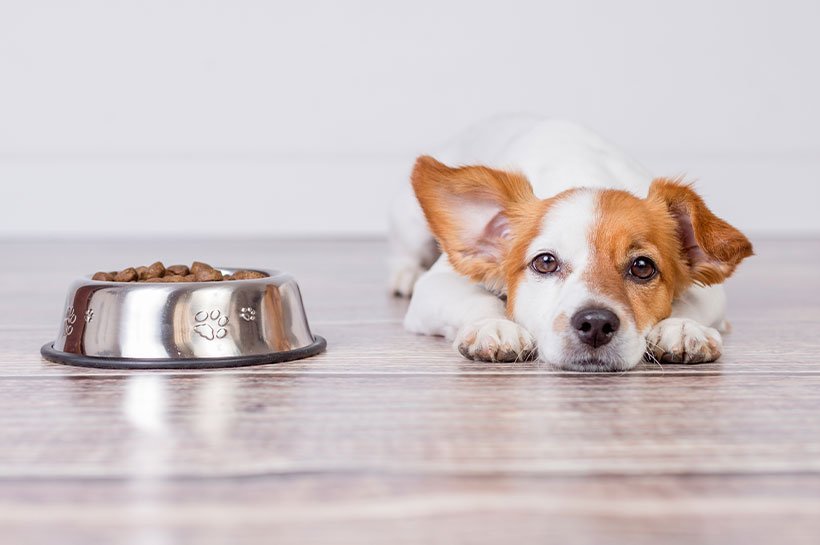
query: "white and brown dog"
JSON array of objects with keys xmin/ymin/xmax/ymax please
[{"xmin": 389, "ymin": 115, "xmax": 753, "ymax": 371}]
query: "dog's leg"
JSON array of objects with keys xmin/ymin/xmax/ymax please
[
  {"xmin": 646, "ymin": 284, "xmax": 727, "ymax": 363},
  {"xmin": 404, "ymin": 258, "xmax": 536, "ymax": 362},
  {"xmin": 388, "ymin": 181, "xmax": 439, "ymax": 297}
]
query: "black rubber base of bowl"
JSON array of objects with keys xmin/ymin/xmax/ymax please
[{"xmin": 40, "ymin": 336, "xmax": 326, "ymax": 370}]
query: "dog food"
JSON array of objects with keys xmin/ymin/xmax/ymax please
[{"xmin": 92, "ymin": 262, "xmax": 267, "ymax": 283}]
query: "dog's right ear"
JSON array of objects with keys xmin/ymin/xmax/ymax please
[{"xmin": 411, "ymin": 155, "xmax": 537, "ymax": 289}]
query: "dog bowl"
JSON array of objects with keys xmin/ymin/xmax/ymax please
[{"xmin": 40, "ymin": 267, "xmax": 326, "ymax": 369}]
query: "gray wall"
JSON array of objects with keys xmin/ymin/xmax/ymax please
[{"xmin": 2, "ymin": 0, "xmax": 817, "ymax": 237}]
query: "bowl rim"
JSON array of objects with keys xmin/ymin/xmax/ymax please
[
  {"xmin": 81, "ymin": 266, "xmax": 285, "ymax": 286},
  {"xmin": 41, "ymin": 335, "xmax": 327, "ymax": 369}
]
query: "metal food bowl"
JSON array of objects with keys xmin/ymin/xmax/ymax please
[{"xmin": 41, "ymin": 268, "xmax": 326, "ymax": 369}]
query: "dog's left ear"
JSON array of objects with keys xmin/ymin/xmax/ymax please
[{"xmin": 649, "ymin": 178, "xmax": 753, "ymax": 285}]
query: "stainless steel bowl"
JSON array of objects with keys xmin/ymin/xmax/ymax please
[{"xmin": 41, "ymin": 267, "xmax": 326, "ymax": 369}]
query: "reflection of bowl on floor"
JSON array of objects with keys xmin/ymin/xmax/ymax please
[{"xmin": 41, "ymin": 267, "xmax": 326, "ymax": 369}]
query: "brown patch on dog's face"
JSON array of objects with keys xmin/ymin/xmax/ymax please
[
  {"xmin": 587, "ymin": 182, "xmax": 753, "ymax": 332},
  {"xmin": 552, "ymin": 311, "xmax": 570, "ymax": 334},
  {"xmin": 588, "ymin": 190, "xmax": 690, "ymax": 332}
]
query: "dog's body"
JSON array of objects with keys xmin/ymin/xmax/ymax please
[{"xmin": 390, "ymin": 115, "xmax": 752, "ymax": 371}]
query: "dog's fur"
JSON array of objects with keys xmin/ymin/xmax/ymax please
[{"xmin": 389, "ymin": 115, "xmax": 753, "ymax": 371}]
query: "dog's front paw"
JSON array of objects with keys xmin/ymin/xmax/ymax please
[
  {"xmin": 646, "ymin": 318, "xmax": 722, "ymax": 364},
  {"xmin": 454, "ymin": 318, "xmax": 537, "ymax": 363},
  {"xmin": 389, "ymin": 260, "xmax": 426, "ymax": 297}
]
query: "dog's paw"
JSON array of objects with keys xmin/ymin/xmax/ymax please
[
  {"xmin": 454, "ymin": 318, "xmax": 537, "ymax": 363},
  {"xmin": 389, "ymin": 260, "xmax": 426, "ymax": 297},
  {"xmin": 646, "ymin": 318, "xmax": 722, "ymax": 364}
]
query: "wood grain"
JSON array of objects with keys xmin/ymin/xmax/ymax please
[
  {"xmin": 1, "ymin": 475, "xmax": 819, "ymax": 545},
  {"xmin": 0, "ymin": 237, "xmax": 819, "ymax": 545}
]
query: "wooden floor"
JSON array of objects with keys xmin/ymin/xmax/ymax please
[{"xmin": 1, "ymin": 238, "xmax": 819, "ymax": 545}]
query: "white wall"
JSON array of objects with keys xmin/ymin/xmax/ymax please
[{"xmin": 1, "ymin": 0, "xmax": 818, "ymax": 237}]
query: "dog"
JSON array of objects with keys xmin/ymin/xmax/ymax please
[{"xmin": 389, "ymin": 115, "xmax": 753, "ymax": 371}]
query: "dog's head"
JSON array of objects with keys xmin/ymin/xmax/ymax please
[{"xmin": 412, "ymin": 156, "xmax": 753, "ymax": 371}]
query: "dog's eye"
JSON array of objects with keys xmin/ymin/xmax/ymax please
[
  {"xmin": 628, "ymin": 256, "xmax": 657, "ymax": 281},
  {"xmin": 531, "ymin": 253, "xmax": 559, "ymax": 274}
]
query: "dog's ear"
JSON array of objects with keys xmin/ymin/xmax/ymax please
[
  {"xmin": 649, "ymin": 178, "xmax": 753, "ymax": 285},
  {"xmin": 411, "ymin": 155, "xmax": 537, "ymax": 290}
]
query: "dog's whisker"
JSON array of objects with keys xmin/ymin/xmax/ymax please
[{"xmin": 643, "ymin": 340, "xmax": 664, "ymax": 371}]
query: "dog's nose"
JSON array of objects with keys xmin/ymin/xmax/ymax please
[{"xmin": 571, "ymin": 308, "xmax": 620, "ymax": 348}]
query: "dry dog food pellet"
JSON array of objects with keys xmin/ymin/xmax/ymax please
[
  {"xmin": 145, "ymin": 275, "xmax": 185, "ymax": 283},
  {"xmin": 136, "ymin": 262, "xmax": 165, "ymax": 281},
  {"xmin": 195, "ymin": 268, "xmax": 223, "ymax": 282},
  {"xmin": 232, "ymin": 270, "xmax": 267, "ymax": 280},
  {"xmin": 191, "ymin": 261, "xmax": 211, "ymax": 275},
  {"xmin": 145, "ymin": 261, "xmax": 165, "ymax": 279},
  {"xmin": 92, "ymin": 262, "xmax": 266, "ymax": 283},
  {"xmin": 166, "ymin": 264, "xmax": 190, "ymax": 276},
  {"xmin": 114, "ymin": 268, "xmax": 138, "ymax": 282}
]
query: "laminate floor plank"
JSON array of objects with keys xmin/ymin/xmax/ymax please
[
  {"xmin": 0, "ymin": 373, "xmax": 819, "ymax": 478},
  {"xmin": 1, "ymin": 475, "xmax": 819, "ymax": 545}
]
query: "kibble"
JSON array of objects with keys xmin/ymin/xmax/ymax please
[
  {"xmin": 145, "ymin": 275, "xmax": 185, "ymax": 283},
  {"xmin": 166, "ymin": 264, "xmax": 190, "ymax": 276},
  {"xmin": 92, "ymin": 262, "xmax": 266, "ymax": 283},
  {"xmin": 145, "ymin": 261, "xmax": 165, "ymax": 280},
  {"xmin": 114, "ymin": 268, "xmax": 138, "ymax": 282},
  {"xmin": 232, "ymin": 270, "xmax": 267, "ymax": 280},
  {"xmin": 195, "ymin": 268, "xmax": 223, "ymax": 282},
  {"xmin": 191, "ymin": 261, "xmax": 211, "ymax": 275},
  {"xmin": 92, "ymin": 272, "xmax": 115, "ymax": 281}
]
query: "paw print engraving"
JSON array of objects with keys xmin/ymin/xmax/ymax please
[
  {"xmin": 64, "ymin": 306, "xmax": 77, "ymax": 336},
  {"xmin": 84, "ymin": 309, "xmax": 94, "ymax": 323},
  {"xmin": 240, "ymin": 307, "xmax": 256, "ymax": 321},
  {"xmin": 193, "ymin": 309, "xmax": 229, "ymax": 341}
]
